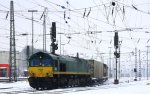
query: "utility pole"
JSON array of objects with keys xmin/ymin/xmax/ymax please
[
  {"xmin": 9, "ymin": 0, "xmax": 17, "ymax": 82},
  {"xmin": 109, "ymin": 47, "xmax": 112, "ymax": 78},
  {"xmin": 114, "ymin": 32, "xmax": 120, "ymax": 84},
  {"xmin": 134, "ymin": 48, "xmax": 137, "ymax": 81},
  {"xmin": 146, "ymin": 46, "xmax": 150, "ymax": 80},
  {"xmin": 28, "ymin": 10, "xmax": 37, "ymax": 54}
]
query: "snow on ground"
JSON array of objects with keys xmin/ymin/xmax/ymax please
[
  {"xmin": 0, "ymin": 77, "xmax": 150, "ymax": 94},
  {"xmin": 64, "ymin": 80, "xmax": 150, "ymax": 94}
]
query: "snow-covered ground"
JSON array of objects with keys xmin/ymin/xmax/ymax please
[{"xmin": 0, "ymin": 78, "xmax": 150, "ymax": 94}]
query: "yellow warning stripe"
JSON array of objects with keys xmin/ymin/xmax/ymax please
[{"xmin": 53, "ymin": 72, "xmax": 90, "ymax": 75}]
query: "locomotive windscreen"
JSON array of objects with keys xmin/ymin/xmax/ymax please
[{"xmin": 30, "ymin": 59, "xmax": 53, "ymax": 66}]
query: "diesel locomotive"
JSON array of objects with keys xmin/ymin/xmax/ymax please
[{"xmin": 28, "ymin": 51, "xmax": 108, "ymax": 90}]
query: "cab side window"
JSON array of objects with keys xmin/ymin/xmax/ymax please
[
  {"xmin": 54, "ymin": 60, "xmax": 58, "ymax": 71},
  {"xmin": 60, "ymin": 63, "xmax": 66, "ymax": 72}
]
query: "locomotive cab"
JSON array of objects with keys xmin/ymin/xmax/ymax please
[
  {"xmin": 28, "ymin": 52, "xmax": 54, "ymax": 77},
  {"xmin": 28, "ymin": 52, "xmax": 56, "ymax": 89}
]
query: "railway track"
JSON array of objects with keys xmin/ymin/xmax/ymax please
[
  {"xmin": 0, "ymin": 77, "xmax": 28, "ymax": 82},
  {"xmin": 0, "ymin": 79, "xmax": 138, "ymax": 94}
]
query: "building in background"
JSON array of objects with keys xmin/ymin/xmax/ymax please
[
  {"xmin": 0, "ymin": 64, "xmax": 10, "ymax": 77},
  {"xmin": 0, "ymin": 51, "xmax": 21, "ymax": 77},
  {"xmin": 0, "ymin": 46, "xmax": 43, "ymax": 77}
]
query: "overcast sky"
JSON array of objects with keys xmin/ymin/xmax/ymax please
[{"xmin": 0, "ymin": 0, "xmax": 150, "ymax": 64}]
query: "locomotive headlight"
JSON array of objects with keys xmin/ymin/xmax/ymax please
[
  {"xmin": 32, "ymin": 73, "xmax": 35, "ymax": 76},
  {"xmin": 46, "ymin": 72, "xmax": 53, "ymax": 77},
  {"xmin": 30, "ymin": 72, "xmax": 35, "ymax": 77},
  {"xmin": 46, "ymin": 73, "xmax": 48, "ymax": 76},
  {"xmin": 39, "ymin": 56, "xmax": 43, "ymax": 59}
]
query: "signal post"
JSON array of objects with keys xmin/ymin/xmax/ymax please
[
  {"xmin": 114, "ymin": 32, "xmax": 120, "ymax": 84},
  {"xmin": 51, "ymin": 22, "xmax": 58, "ymax": 54}
]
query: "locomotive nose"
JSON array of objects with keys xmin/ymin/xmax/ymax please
[
  {"xmin": 37, "ymin": 67, "xmax": 53, "ymax": 77},
  {"xmin": 29, "ymin": 67, "xmax": 53, "ymax": 77},
  {"xmin": 38, "ymin": 68, "xmax": 44, "ymax": 77}
]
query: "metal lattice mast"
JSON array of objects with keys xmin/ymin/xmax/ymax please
[
  {"xmin": 139, "ymin": 50, "xmax": 141, "ymax": 81},
  {"xmin": 9, "ymin": 0, "xmax": 17, "ymax": 82},
  {"xmin": 146, "ymin": 46, "xmax": 150, "ymax": 80},
  {"xmin": 134, "ymin": 48, "xmax": 137, "ymax": 81},
  {"xmin": 40, "ymin": 8, "xmax": 47, "ymax": 52},
  {"xmin": 109, "ymin": 47, "xmax": 112, "ymax": 78},
  {"xmin": 43, "ymin": 11, "xmax": 46, "ymax": 52}
]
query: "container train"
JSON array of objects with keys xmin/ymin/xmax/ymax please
[{"xmin": 28, "ymin": 51, "xmax": 108, "ymax": 90}]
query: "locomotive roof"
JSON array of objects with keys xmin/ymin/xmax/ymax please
[
  {"xmin": 29, "ymin": 51, "xmax": 52, "ymax": 60},
  {"xmin": 29, "ymin": 51, "xmax": 87, "ymax": 63},
  {"xmin": 50, "ymin": 53, "xmax": 87, "ymax": 63}
]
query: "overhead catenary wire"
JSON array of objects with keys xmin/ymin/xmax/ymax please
[
  {"xmin": 0, "ymin": 0, "xmax": 149, "ymax": 60},
  {"xmin": 0, "ymin": 1, "xmax": 145, "ymax": 32}
]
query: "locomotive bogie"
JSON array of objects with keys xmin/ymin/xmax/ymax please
[{"xmin": 28, "ymin": 74, "xmax": 91, "ymax": 90}]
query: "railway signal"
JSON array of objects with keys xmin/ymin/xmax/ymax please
[
  {"xmin": 51, "ymin": 22, "xmax": 58, "ymax": 54},
  {"xmin": 114, "ymin": 32, "xmax": 120, "ymax": 84},
  {"xmin": 114, "ymin": 32, "xmax": 119, "ymax": 48}
]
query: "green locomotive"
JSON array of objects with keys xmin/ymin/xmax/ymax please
[{"xmin": 28, "ymin": 51, "xmax": 108, "ymax": 90}]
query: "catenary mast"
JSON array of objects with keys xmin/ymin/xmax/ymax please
[{"xmin": 9, "ymin": 0, "xmax": 17, "ymax": 82}]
